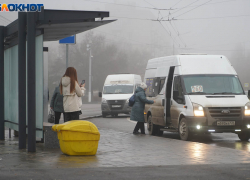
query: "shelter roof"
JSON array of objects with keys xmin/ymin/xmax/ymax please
[{"xmin": 4, "ymin": 8, "xmax": 115, "ymax": 49}]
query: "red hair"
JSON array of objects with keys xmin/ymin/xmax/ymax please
[{"xmin": 60, "ymin": 67, "xmax": 78, "ymax": 94}]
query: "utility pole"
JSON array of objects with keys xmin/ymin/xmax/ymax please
[
  {"xmin": 173, "ymin": 43, "xmax": 174, "ymax": 55},
  {"xmin": 87, "ymin": 42, "xmax": 92, "ymax": 103}
]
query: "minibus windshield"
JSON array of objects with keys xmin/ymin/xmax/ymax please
[
  {"xmin": 182, "ymin": 75, "xmax": 244, "ymax": 95},
  {"xmin": 103, "ymin": 84, "xmax": 134, "ymax": 94}
]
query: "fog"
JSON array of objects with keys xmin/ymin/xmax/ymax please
[{"xmin": 2, "ymin": 0, "xmax": 250, "ymax": 101}]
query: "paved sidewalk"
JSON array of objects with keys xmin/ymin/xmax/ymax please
[{"xmin": 1, "ymin": 127, "xmax": 250, "ymax": 170}]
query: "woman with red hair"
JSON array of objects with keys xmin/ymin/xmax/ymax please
[{"xmin": 60, "ymin": 67, "xmax": 85, "ymax": 121}]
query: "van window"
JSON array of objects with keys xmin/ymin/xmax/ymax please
[
  {"xmin": 146, "ymin": 78, "xmax": 154, "ymax": 97},
  {"xmin": 146, "ymin": 77, "xmax": 166, "ymax": 97},
  {"xmin": 158, "ymin": 78, "xmax": 166, "ymax": 94},
  {"xmin": 103, "ymin": 84, "xmax": 134, "ymax": 94},
  {"xmin": 173, "ymin": 76, "xmax": 185, "ymax": 104}
]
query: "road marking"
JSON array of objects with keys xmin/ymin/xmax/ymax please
[
  {"xmin": 127, "ymin": 117, "xmax": 136, "ymax": 124},
  {"xmin": 127, "ymin": 117, "xmax": 147, "ymax": 127}
]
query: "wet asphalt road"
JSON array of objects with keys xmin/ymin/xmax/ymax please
[
  {"xmin": 2, "ymin": 114, "xmax": 250, "ymax": 179},
  {"xmin": 89, "ymin": 114, "xmax": 250, "ymax": 153}
]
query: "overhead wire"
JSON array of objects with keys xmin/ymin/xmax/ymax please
[
  {"xmin": 143, "ymin": 0, "xmax": 185, "ymax": 51},
  {"xmin": 174, "ymin": 0, "xmax": 213, "ymax": 18},
  {"xmin": 0, "ymin": 15, "xmax": 11, "ymax": 25},
  {"xmin": 143, "ymin": 1, "xmax": 183, "ymax": 48},
  {"xmin": 109, "ymin": 16, "xmax": 154, "ymax": 21},
  {"xmin": 171, "ymin": 21, "xmax": 187, "ymax": 47},
  {"xmin": 174, "ymin": 14, "xmax": 250, "ymax": 20},
  {"xmin": 82, "ymin": 0, "xmax": 175, "ymax": 10},
  {"xmin": 172, "ymin": 0, "xmax": 240, "ymax": 10},
  {"xmin": 171, "ymin": 0, "xmax": 184, "ymax": 8},
  {"xmin": 171, "ymin": 0, "xmax": 201, "ymax": 15}
]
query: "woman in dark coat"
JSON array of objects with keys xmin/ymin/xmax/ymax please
[
  {"xmin": 130, "ymin": 82, "xmax": 154, "ymax": 134},
  {"xmin": 50, "ymin": 84, "xmax": 64, "ymax": 124}
]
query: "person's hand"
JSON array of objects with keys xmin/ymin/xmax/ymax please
[
  {"xmin": 50, "ymin": 107, "xmax": 53, "ymax": 109},
  {"xmin": 81, "ymin": 83, "xmax": 85, "ymax": 88},
  {"xmin": 153, "ymin": 100, "xmax": 156, "ymax": 103}
]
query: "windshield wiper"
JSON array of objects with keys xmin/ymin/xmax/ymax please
[
  {"xmin": 212, "ymin": 92, "xmax": 237, "ymax": 95},
  {"xmin": 188, "ymin": 92, "xmax": 210, "ymax": 95}
]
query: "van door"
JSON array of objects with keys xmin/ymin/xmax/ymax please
[
  {"xmin": 170, "ymin": 76, "xmax": 186, "ymax": 128},
  {"xmin": 165, "ymin": 66, "xmax": 175, "ymax": 125}
]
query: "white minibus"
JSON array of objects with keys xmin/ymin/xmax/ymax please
[{"xmin": 144, "ymin": 54, "xmax": 250, "ymax": 141}]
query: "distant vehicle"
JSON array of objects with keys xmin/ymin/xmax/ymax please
[
  {"xmin": 144, "ymin": 54, "xmax": 250, "ymax": 141},
  {"xmin": 99, "ymin": 74, "xmax": 142, "ymax": 118}
]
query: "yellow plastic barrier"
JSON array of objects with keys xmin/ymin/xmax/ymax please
[{"xmin": 52, "ymin": 120, "xmax": 100, "ymax": 156}]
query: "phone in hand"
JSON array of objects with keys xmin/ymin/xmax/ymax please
[{"xmin": 81, "ymin": 80, "xmax": 85, "ymax": 85}]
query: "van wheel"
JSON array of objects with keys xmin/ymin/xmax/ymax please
[
  {"xmin": 238, "ymin": 131, "xmax": 250, "ymax": 141},
  {"xmin": 147, "ymin": 115, "xmax": 157, "ymax": 135},
  {"xmin": 102, "ymin": 112, "xmax": 107, "ymax": 118},
  {"xmin": 179, "ymin": 118, "xmax": 192, "ymax": 141}
]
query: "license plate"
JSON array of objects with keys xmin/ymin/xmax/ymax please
[
  {"xmin": 112, "ymin": 105, "xmax": 121, "ymax": 108},
  {"xmin": 217, "ymin": 121, "xmax": 235, "ymax": 126}
]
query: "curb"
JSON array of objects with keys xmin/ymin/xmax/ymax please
[{"xmin": 81, "ymin": 115, "xmax": 102, "ymax": 120}]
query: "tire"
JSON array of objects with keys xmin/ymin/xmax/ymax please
[
  {"xmin": 147, "ymin": 115, "xmax": 157, "ymax": 135},
  {"xmin": 238, "ymin": 131, "xmax": 250, "ymax": 141},
  {"xmin": 179, "ymin": 118, "xmax": 192, "ymax": 141},
  {"xmin": 102, "ymin": 112, "xmax": 107, "ymax": 118},
  {"xmin": 157, "ymin": 127, "xmax": 164, "ymax": 136}
]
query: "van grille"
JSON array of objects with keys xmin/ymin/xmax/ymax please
[
  {"xmin": 208, "ymin": 107, "xmax": 241, "ymax": 118},
  {"xmin": 107, "ymin": 100, "xmax": 126, "ymax": 105}
]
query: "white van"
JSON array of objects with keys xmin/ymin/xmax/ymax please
[
  {"xmin": 144, "ymin": 54, "xmax": 250, "ymax": 141},
  {"xmin": 100, "ymin": 74, "xmax": 142, "ymax": 117}
]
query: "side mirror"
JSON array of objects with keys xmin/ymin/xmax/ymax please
[
  {"xmin": 248, "ymin": 90, "xmax": 250, "ymax": 99},
  {"xmin": 99, "ymin": 92, "xmax": 102, "ymax": 98}
]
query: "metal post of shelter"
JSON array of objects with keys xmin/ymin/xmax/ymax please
[
  {"xmin": 27, "ymin": 12, "xmax": 36, "ymax": 152},
  {"xmin": 88, "ymin": 48, "xmax": 92, "ymax": 103},
  {"xmin": 18, "ymin": 12, "xmax": 27, "ymax": 149},
  {"xmin": 0, "ymin": 26, "xmax": 4, "ymax": 140},
  {"xmin": 66, "ymin": 44, "xmax": 69, "ymax": 69}
]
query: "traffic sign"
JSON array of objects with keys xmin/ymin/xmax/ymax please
[{"xmin": 59, "ymin": 35, "xmax": 76, "ymax": 44}]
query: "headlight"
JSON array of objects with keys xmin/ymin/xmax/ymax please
[
  {"xmin": 193, "ymin": 103, "xmax": 204, "ymax": 117},
  {"xmin": 245, "ymin": 102, "xmax": 250, "ymax": 116},
  {"xmin": 102, "ymin": 98, "xmax": 107, "ymax": 103}
]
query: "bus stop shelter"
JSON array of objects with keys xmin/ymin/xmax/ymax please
[{"xmin": 0, "ymin": 8, "xmax": 115, "ymax": 152}]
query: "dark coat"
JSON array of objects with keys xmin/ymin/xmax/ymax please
[
  {"xmin": 50, "ymin": 86, "xmax": 64, "ymax": 113},
  {"xmin": 130, "ymin": 87, "xmax": 154, "ymax": 122}
]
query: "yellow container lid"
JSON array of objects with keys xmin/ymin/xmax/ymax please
[{"xmin": 52, "ymin": 120, "xmax": 100, "ymax": 135}]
